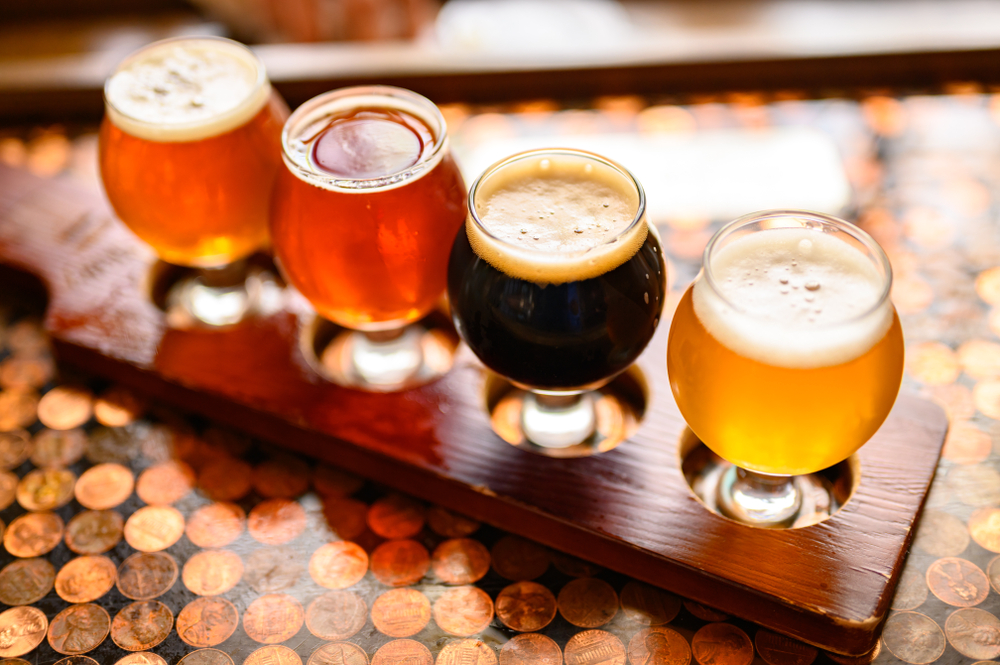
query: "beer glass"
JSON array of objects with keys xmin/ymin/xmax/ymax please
[
  {"xmin": 270, "ymin": 86, "xmax": 467, "ymax": 391},
  {"xmin": 449, "ymin": 149, "xmax": 667, "ymax": 456},
  {"xmin": 100, "ymin": 36, "xmax": 288, "ymax": 326},
  {"xmin": 667, "ymin": 210, "xmax": 904, "ymax": 527}
]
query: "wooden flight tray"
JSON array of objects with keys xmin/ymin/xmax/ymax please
[{"xmin": 0, "ymin": 164, "xmax": 947, "ymax": 656}]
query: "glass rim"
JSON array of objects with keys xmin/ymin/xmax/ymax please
[
  {"xmin": 280, "ymin": 85, "xmax": 449, "ymax": 191},
  {"xmin": 701, "ymin": 209, "xmax": 894, "ymax": 327},
  {"xmin": 466, "ymin": 147, "xmax": 647, "ymax": 256}
]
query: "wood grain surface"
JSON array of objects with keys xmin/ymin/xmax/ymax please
[{"xmin": 0, "ymin": 164, "xmax": 947, "ymax": 655}]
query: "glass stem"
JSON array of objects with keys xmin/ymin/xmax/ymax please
[
  {"xmin": 521, "ymin": 392, "xmax": 597, "ymax": 449},
  {"xmin": 717, "ymin": 466, "xmax": 802, "ymax": 527},
  {"xmin": 350, "ymin": 327, "xmax": 423, "ymax": 387}
]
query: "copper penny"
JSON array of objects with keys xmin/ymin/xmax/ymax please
[
  {"xmin": 5, "ymin": 511, "xmax": 64, "ymax": 557},
  {"xmin": 186, "ymin": 501, "xmax": 246, "ymax": 548},
  {"xmin": 550, "ymin": 552, "xmax": 602, "ymax": 577},
  {"xmin": 371, "ymin": 539, "xmax": 429, "ymax": 587},
  {"xmin": 890, "ymin": 568, "xmax": 929, "ymax": 611},
  {"xmin": 252, "ymin": 456, "xmax": 310, "ymax": 499},
  {"xmin": 87, "ymin": 425, "xmax": 141, "ymax": 464},
  {"xmin": 565, "ymin": 630, "xmax": 626, "ymax": 665},
  {"xmin": 0, "ymin": 354, "xmax": 54, "ymax": 390},
  {"xmin": 558, "ymin": 578, "xmax": 618, "ymax": 628},
  {"xmin": 0, "ymin": 659, "xmax": 32, "ymax": 665},
  {"xmin": 7, "ymin": 321, "xmax": 48, "ymax": 355},
  {"xmin": 958, "ymin": 339, "xmax": 1000, "ymax": 379},
  {"xmin": 308, "ymin": 641, "xmax": 369, "ymax": 665},
  {"xmin": 75, "ymin": 463, "xmax": 134, "ymax": 510},
  {"xmin": 306, "ymin": 590, "xmax": 367, "ymax": 640},
  {"xmin": 496, "ymin": 581, "xmax": 557, "ymax": 632},
  {"xmin": 491, "ymin": 536, "xmax": 549, "ymax": 581},
  {"xmin": 0, "ymin": 430, "xmax": 31, "ymax": 469},
  {"xmin": 55, "ymin": 555, "xmax": 117, "ymax": 603},
  {"xmin": 202, "ymin": 426, "xmax": 251, "ymax": 458},
  {"xmin": 183, "ymin": 549, "xmax": 243, "ymax": 595},
  {"xmin": 628, "ymin": 627, "xmax": 692, "ymax": 665},
  {"xmin": 754, "ymin": 631, "xmax": 816, "ymax": 665},
  {"xmin": 371, "ymin": 588, "xmax": 431, "ymax": 637},
  {"xmin": 53, "ymin": 659, "xmax": 100, "ymax": 665},
  {"xmin": 179, "ymin": 649, "xmax": 235, "ymax": 665},
  {"xmin": 620, "ymin": 581, "xmax": 682, "ymax": 626},
  {"xmin": 906, "ymin": 342, "xmax": 960, "ymax": 386},
  {"xmin": 37, "ymin": 385, "xmax": 93, "ymax": 430},
  {"xmin": 93, "ymin": 385, "xmax": 147, "ymax": 427},
  {"xmin": 31, "ymin": 428, "xmax": 86, "ymax": 468},
  {"xmin": 691, "ymin": 623, "xmax": 753, "ymax": 665},
  {"xmin": 176, "ymin": 596, "xmax": 240, "ymax": 647},
  {"xmin": 0, "ymin": 471, "xmax": 16, "ymax": 511},
  {"xmin": 0, "ymin": 390, "xmax": 39, "ymax": 431},
  {"xmin": 942, "ymin": 421, "xmax": 991, "ymax": 464},
  {"xmin": 438, "ymin": 639, "xmax": 498, "ymax": 665},
  {"xmin": 136, "ymin": 460, "xmax": 195, "ymax": 505},
  {"xmin": 367, "ymin": 494, "xmax": 425, "ymax": 539},
  {"xmin": 926, "ymin": 557, "xmax": 989, "ymax": 607},
  {"xmin": 115, "ymin": 654, "xmax": 169, "ymax": 665},
  {"xmin": 0, "ymin": 558, "xmax": 54, "ymax": 605},
  {"xmin": 0, "ymin": 606, "xmax": 47, "ymax": 657},
  {"xmin": 310, "ymin": 541, "xmax": 369, "ymax": 589},
  {"xmin": 882, "ymin": 611, "xmax": 945, "ymax": 664},
  {"xmin": 433, "ymin": 586, "xmax": 494, "ymax": 636},
  {"xmin": 245, "ymin": 546, "xmax": 304, "ymax": 593},
  {"xmin": 426, "ymin": 506, "xmax": 480, "ymax": 538},
  {"xmin": 124, "ymin": 505, "xmax": 185, "ymax": 551},
  {"xmin": 249, "ymin": 498, "xmax": 307, "ymax": 545},
  {"xmin": 944, "ymin": 607, "xmax": 1000, "ymax": 659},
  {"xmin": 313, "ymin": 464, "xmax": 364, "ymax": 497},
  {"xmin": 47, "ymin": 603, "xmax": 110, "ymax": 655},
  {"xmin": 432, "ymin": 538, "xmax": 490, "ymax": 585},
  {"xmin": 16, "ymin": 467, "xmax": 75, "ymax": 511},
  {"xmin": 977, "ymin": 266, "xmax": 1000, "ymax": 305},
  {"xmin": 912, "ymin": 510, "xmax": 969, "ymax": 557},
  {"xmin": 117, "ymin": 551, "xmax": 179, "ymax": 600},
  {"xmin": 371, "ymin": 640, "xmax": 431, "ymax": 665},
  {"xmin": 110, "ymin": 600, "xmax": 173, "ymax": 651},
  {"xmin": 323, "ymin": 498, "xmax": 369, "ymax": 540},
  {"xmin": 969, "ymin": 506, "xmax": 1000, "ymax": 552},
  {"xmin": 65, "ymin": 509, "xmax": 124, "ymax": 555},
  {"xmin": 245, "ymin": 646, "xmax": 303, "ymax": 665},
  {"xmin": 244, "ymin": 593, "xmax": 305, "ymax": 644},
  {"xmin": 197, "ymin": 458, "xmax": 252, "ymax": 502},
  {"xmin": 825, "ymin": 642, "xmax": 880, "ymax": 665},
  {"xmin": 500, "ymin": 633, "xmax": 563, "ymax": 665}
]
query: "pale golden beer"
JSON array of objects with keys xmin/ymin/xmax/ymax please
[{"xmin": 667, "ymin": 212, "xmax": 904, "ymax": 476}]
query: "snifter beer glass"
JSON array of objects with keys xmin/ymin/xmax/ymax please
[
  {"xmin": 449, "ymin": 149, "xmax": 666, "ymax": 456},
  {"xmin": 667, "ymin": 210, "xmax": 904, "ymax": 527},
  {"xmin": 100, "ymin": 36, "xmax": 288, "ymax": 326},
  {"xmin": 270, "ymin": 86, "xmax": 466, "ymax": 391}
]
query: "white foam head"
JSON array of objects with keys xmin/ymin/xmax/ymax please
[
  {"xmin": 692, "ymin": 213, "xmax": 893, "ymax": 368},
  {"xmin": 467, "ymin": 150, "xmax": 648, "ymax": 284},
  {"xmin": 105, "ymin": 36, "xmax": 270, "ymax": 143}
]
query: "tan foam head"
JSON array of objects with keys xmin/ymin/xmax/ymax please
[
  {"xmin": 105, "ymin": 37, "xmax": 270, "ymax": 143},
  {"xmin": 692, "ymin": 225, "xmax": 893, "ymax": 368},
  {"xmin": 467, "ymin": 151, "xmax": 647, "ymax": 284}
]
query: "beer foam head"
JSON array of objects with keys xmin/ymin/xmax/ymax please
[
  {"xmin": 105, "ymin": 37, "xmax": 270, "ymax": 143},
  {"xmin": 467, "ymin": 151, "xmax": 647, "ymax": 284},
  {"xmin": 692, "ymin": 224, "xmax": 893, "ymax": 368}
]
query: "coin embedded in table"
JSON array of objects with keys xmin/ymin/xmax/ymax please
[
  {"xmin": 312, "ymin": 464, "xmax": 364, "ymax": 498},
  {"xmin": 0, "ymin": 429, "xmax": 32, "ymax": 469},
  {"xmin": 248, "ymin": 498, "xmax": 307, "ymax": 545},
  {"xmin": 87, "ymin": 425, "xmax": 143, "ymax": 464},
  {"xmin": 558, "ymin": 578, "xmax": 618, "ymax": 628},
  {"xmin": 754, "ymin": 630, "xmax": 817, "ymax": 665},
  {"xmin": 186, "ymin": 501, "xmax": 246, "ymax": 548},
  {"xmin": 371, "ymin": 539, "xmax": 429, "ymax": 587},
  {"xmin": 882, "ymin": 611, "xmax": 946, "ymax": 664},
  {"xmin": 682, "ymin": 601, "xmax": 728, "ymax": 622},
  {"xmin": 176, "ymin": 596, "xmax": 240, "ymax": 647},
  {"xmin": 0, "ymin": 390, "xmax": 39, "ymax": 431},
  {"xmin": 309, "ymin": 541, "xmax": 368, "ymax": 589},
  {"xmin": 53, "ymin": 656, "xmax": 100, "ymax": 665},
  {"xmin": 244, "ymin": 593, "xmax": 305, "ymax": 644},
  {"xmin": 890, "ymin": 567, "xmax": 929, "ymax": 611},
  {"xmin": 308, "ymin": 641, "xmax": 369, "ymax": 665},
  {"xmin": 5, "ymin": 511, "xmax": 64, "ymax": 557},
  {"xmin": 496, "ymin": 581, "xmax": 557, "ymax": 632},
  {"xmin": 550, "ymin": 551, "xmax": 603, "ymax": 578},
  {"xmin": 944, "ymin": 607, "xmax": 1000, "ymax": 659},
  {"xmin": 371, "ymin": 588, "xmax": 431, "ymax": 637},
  {"xmin": 93, "ymin": 385, "xmax": 147, "ymax": 427},
  {"xmin": 824, "ymin": 642, "xmax": 880, "ymax": 665},
  {"xmin": 117, "ymin": 551, "xmax": 179, "ymax": 600},
  {"xmin": 114, "ymin": 653, "xmax": 169, "ymax": 665},
  {"xmin": 0, "ymin": 471, "xmax": 17, "ymax": 511},
  {"xmin": 75, "ymin": 463, "xmax": 134, "ymax": 510},
  {"xmin": 16, "ymin": 467, "xmax": 76, "ymax": 511},
  {"xmin": 322, "ymin": 498, "xmax": 369, "ymax": 540},
  {"xmin": 124, "ymin": 505, "xmax": 185, "ymax": 551},
  {"xmin": 426, "ymin": 505, "xmax": 480, "ymax": 538},
  {"xmin": 620, "ymin": 581, "xmax": 682, "ymax": 626},
  {"xmin": 432, "ymin": 538, "xmax": 490, "ymax": 585},
  {"xmin": 0, "ymin": 658, "xmax": 33, "ymax": 665},
  {"xmin": 183, "ymin": 549, "xmax": 243, "ymax": 595},
  {"xmin": 136, "ymin": 460, "xmax": 196, "ymax": 505},
  {"xmin": 912, "ymin": 510, "xmax": 970, "ymax": 557},
  {"xmin": 367, "ymin": 494, "xmax": 425, "ymax": 539},
  {"xmin": 0, "ymin": 606, "xmax": 47, "ymax": 657},
  {"xmin": 110, "ymin": 599, "xmax": 174, "ymax": 651},
  {"xmin": 32, "ymin": 428, "xmax": 86, "ymax": 468},
  {"xmin": 0, "ymin": 354, "xmax": 54, "ymax": 390},
  {"xmin": 926, "ymin": 557, "xmax": 989, "ymax": 607},
  {"xmin": 438, "ymin": 639, "xmax": 498, "ymax": 665},
  {"xmin": 47, "ymin": 603, "xmax": 110, "ymax": 655},
  {"xmin": 65, "ymin": 509, "xmax": 124, "ymax": 555},
  {"xmin": 245, "ymin": 645, "xmax": 304, "ymax": 665},
  {"xmin": 245, "ymin": 546, "xmax": 304, "ymax": 593},
  {"xmin": 969, "ymin": 506, "xmax": 1000, "ymax": 553},
  {"xmin": 691, "ymin": 623, "xmax": 753, "ymax": 665},
  {"xmin": 6, "ymin": 321, "xmax": 48, "ymax": 356},
  {"xmin": 491, "ymin": 536, "xmax": 549, "ymax": 581},
  {"xmin": 306, "ymin": 590, "xmax": 368, "ymax": 640},
  {"xmin": 178, "ymin": 648, "xmax": 235, "ymax": 665},
  {"xmin": 37, "ymin": 385, "xmax": 93, "ymax": 430},
  {"xmin": 0, "ymin": 557, "xmax": 55, "ymax": 605},
  {"xmin": 500, "ymin": 633, "xmax": 563, "ymax": 665},
  {"xmin": 252, "ymin": 456, "xmax": 311, "ymax": 499},
  {"xmin": 197, "ymin": 458, "xmax": 252, "ymax": 502},
  {"xmin": 371, "ymin": 639, "xmax": 432, "ymax": 665},
  {"xmin": 55, "ymin": 555, "xmax": 117, "ymax": 603},
  {"xmin": 627, "ymin": 627, "xmax": 691, "ymax": 665},
  {"xmin": 565, "ymin": 630, "xmax": 626, "ymax": 665},
  {"xmin": 433, "ymin": 586, "xmax": 494, "ymax": 637}
]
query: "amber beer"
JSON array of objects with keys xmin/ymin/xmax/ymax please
[
  {"xmin": 100, "ymin": 37, "xmax": 288, "ymax": 268},
  {"xmin": 269, "ymin": 87, "xmax": 466, "ymax": 331},
  {"xmin": 667, "ymin": 213, "xmax": 905, "ymax": 476}
]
